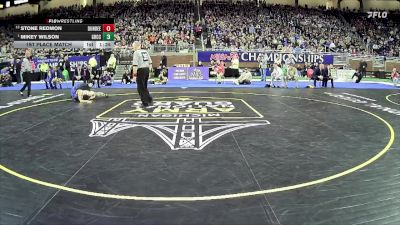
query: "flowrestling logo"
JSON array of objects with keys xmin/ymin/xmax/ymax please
[
  {"xmin": 89, "ymin": 97, "xmax": 270, "ymax": 150},
  {"xmin": 367, "ymin": 11, "xmax": 388, "ymax": 19}
]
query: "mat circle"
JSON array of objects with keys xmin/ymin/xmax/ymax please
[
  {"xmin": 0, "ymin": 92, "xmax": 395, "ymax": 201},
  {"xmin": 386, "ymin": 93, "xmax": 400, "ymax": 106}
]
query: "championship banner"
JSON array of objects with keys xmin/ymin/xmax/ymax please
[
  {"xmin": 32, "ymin": 57, "xmax": 58, "ymax": 68},
  {"xmin": 68, "ymin": 55, "xmax": 101, "ymax": 68},
  {"xmin": 32, "ymin": 55, "xmax": 100, "ymax": 69},
  {"xmin": 198, "ymin": 51, "xmax": 334, "ymax": 64},
  {"xmin": 168, "ymin": 67, "xmax": 209, "ymax": 80}
]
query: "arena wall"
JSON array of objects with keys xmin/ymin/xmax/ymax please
[
  {"xmin": 364, "ymin": 0, "xmax": 400, "ymax": 11},
  {"xmin": 150, "ymin": 54, "xmax": 195, "ymax": 67},
  {"xmin": 385, "ymin": 61, "xmax": 400, "ymax": 72},
  {"xmin": 97, "ymin": 0, "xmax": 140, "ymax": 6},
  {"xmin": 263, "ymin": 0, "xmax": 295, "ymax": 6},
  {"xmin": 97, "ymin": 0, "xmax": 121, "ymax": 6},
  {"xmin": 298, "ymin": 0, "xmax": 326, "ymax": 8},
  {"xmin": 39, "ymin": 0, "xmax": 91, "ymax": 10},
  {"xmin": 340, "ymin": 0, "xmax": 360, "ymax": 10},
  {"xmin": 0, "ymin": 4, "xmax": 38, "ymax": 17}
]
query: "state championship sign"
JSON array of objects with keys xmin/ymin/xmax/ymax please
[
  {"xmin": 198, "ymin": 51, "xmax": 334, "ymax": 64},
  {"xmin": 32, "ymin": 55, "xmax": 101, "ymax": 68},
  {"xmin": 168, "ymin": 67, "xmax": 209, "ymax": 80}
]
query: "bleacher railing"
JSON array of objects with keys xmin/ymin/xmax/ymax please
[{"xmin": 150, "ymin": 44, "xmax": 196, "ymax": 53}]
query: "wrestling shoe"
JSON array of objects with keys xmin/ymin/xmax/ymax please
[{"xmin": 148, "ymin": 98, "xmax": 153, "ymax": 105}]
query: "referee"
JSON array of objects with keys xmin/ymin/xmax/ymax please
[
  {"xmin": 132, "ymin": 41, "xmax": 153, "ymax": 107},
  {"xmin": 19, "ymin": 50, "xmax": 33, "ymax": 97}
]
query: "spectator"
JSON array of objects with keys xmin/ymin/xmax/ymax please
[
  {"xmin": 234, "ymin": 68, "xmax": 252, "ymax": 85},
  {"xmin": 0, "ymin": 1, "xmax": 398, "ymax": 60},
  {"xmin": 391, "ymin": 68, "xmax": 399, "ymax": 87}
]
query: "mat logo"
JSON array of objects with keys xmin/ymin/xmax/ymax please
[{"xmin": 89, "ymin": 97, "xmax": 270, "ymax": 150}]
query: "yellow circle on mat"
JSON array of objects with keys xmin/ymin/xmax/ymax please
[
  {"xmin": 386, "ymin": 93, "xmax": 400, "ymax": 106},
  {"xmin": 0, "ymin": 92, "xmax": 396, "ymax": 201}
]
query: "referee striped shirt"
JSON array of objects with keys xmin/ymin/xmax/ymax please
[
  {"xmin": 132, "ymin": 50, "xmax": 152, "ymax": 68},
  {"xmin": 21, "ymin": 58, "xmax": 31, "ymax": 73}
]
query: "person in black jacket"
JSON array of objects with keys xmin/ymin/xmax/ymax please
[
  {"xmin": 160, "ymin": 51, "xmax": 167, "ymax": 69},
  {"xmin": 16, "ymin": 59, "xmax": 22, "ymax": 84},
  {"xmin": 312, "ymin": 64, "xmax": 323, "ymax": 87},
  {"xmin": 321, "ymin": 64, "xmax": 329, "ymax": 88},
  {"xmin": 359, "ymin": 60, "xmax": 367, "ymax": 80},
  {"xmin": 156, "ymin": 51, "xmax": 167, "ymax": 78},
  {"xmin": 327, "ymin": 64, "xmax": 335, "ymax": 88},
  {"xmin": 352, "ymin": 69, "xmax": 363, "ymax": 83},
  {"xmin": 9, "ymin": 61, "xmax": 15, "ymax": 82},
  {"xmin": 92, "ymin": 66, "xmax": 102, "ymax": 88},
  {"xmin": 81, "ymin": 64, "xmax": 91, "ymax": 84},
  {"xmin": 58, "ymin": 54, "xmax": 65, "ymax": 77},
  {"xmin": 122, "ymin": 71, "xmax": 133, "ymax": 84},
  {"xmin": 72, "ymin": 63, "xmax": 83, "ymax": 86}
]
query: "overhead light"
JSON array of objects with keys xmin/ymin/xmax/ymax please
[
  {"xmin": 6, "ymin": 1, "xmax": 10, "ymax": 7},
  {"xmin": 15, "ymin": 0, "xmax": 29, "ymax": 5},
  {"xmin": 0, "ymin": 4, "xmax": 3, "ymax": 9}
]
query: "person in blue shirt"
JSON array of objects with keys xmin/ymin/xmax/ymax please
[
  {"xmin": 46, "ymin": 66, "xmax": 57, "ymax": 89},
  {"xmin": 1, "ymin": 67, "xmax": 12, "ymax": 87}
]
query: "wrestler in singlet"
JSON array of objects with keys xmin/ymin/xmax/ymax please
[{"xmin": 71, "ymin": 83, "xmax": 91, "ymax": 102}]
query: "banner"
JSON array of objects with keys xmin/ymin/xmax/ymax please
[
  {"xmin": 168, "ymin": 67, "xmax": 209, "ymax": 80},
  {"xmin": 69, "ymin": 55, "xmax": 100, "ymax": 68},
  {"xmin": 32, "ymin": 55, "xmax": 100, "ymax": 69},
  {"xmin": 168, "ymin": 67, "xmax": 188, "ymax": 80},
  {"xmin": 198, "ymin": 51, "xmax": 334, "ymax": 64},
  {"xmin": 188, "ymin": 67, "xmax": 209, "ymax": 80}
]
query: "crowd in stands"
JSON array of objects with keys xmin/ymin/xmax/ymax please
[
  {"xmin": 114, "ymin": 2, "xmax": 196, "ymax": 49},
  {"xmin": 0, "ymin": 1, "xmax": 197, "ymax": 58},
  {"xmin": 202, "ymin": 2, "xmax": 399, "ymax": 56},
  {"xmin": 342, "ymin": 11, "xmax": 400, "ymax": 57},
  {"xmin": 0, "ymin": 1, "xmax": 399, "ymax": 59}
]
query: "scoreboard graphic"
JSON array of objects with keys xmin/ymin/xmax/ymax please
[{"xmin": 13, "ymin": 18, "xmax": 115, "ymax": 49}]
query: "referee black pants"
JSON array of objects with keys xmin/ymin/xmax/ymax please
[
  {"xmin": 137, "ymin": 68, "xmax": 152, "ymax": 106},
  {"xmin": 352, "ymin": 73, "xmax": 363, "ymax": 83},
  {"xmin": 20, "ymin": 72, "xmax": 32, "ymax": 96}
]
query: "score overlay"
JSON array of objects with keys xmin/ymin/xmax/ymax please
[{"xmin": 13, "ymin": 18, "xmax": 115, "ymax": 49}]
